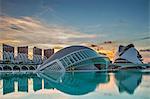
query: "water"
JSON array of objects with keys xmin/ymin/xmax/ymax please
[{"xmin": 0, "ymin": 71, "xmax": 150, "ymax": 99}]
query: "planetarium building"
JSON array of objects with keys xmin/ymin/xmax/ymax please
[{"xmin": 37, "ymin": 45, "xmax": 110, "ymax": 72}]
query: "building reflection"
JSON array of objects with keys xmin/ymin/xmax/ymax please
[
  {"xmin": 18, "ymin": 77, "xmax": 28, "ymax": 92},
  {"xmin": 44, "ymin": 79, "xmax": 53, "ymax": 89},
  {"xmin": 33, "ymin": 77, "xmax": 42, "ymax": 91},
  {"xmin": 39, "ymin": 72, "xmax": 110, "ymax": 95},
  {"xmin": 0, "ymin": 74, "xmax": 55, "ymax": 95},
  {"xmin": 3, "ymin": 78, "xmax": 15, "ymax": 95},
  {"xmin": 0, "ymin": 71, "xmax": 143, "ymax": 95},
  {"xmin": 114, "ymin": 71, "xmax": 142, "ymax": 94},
  {"xmin": 0, "ymin": 72, "xmax": 110, "ymax": 95}
]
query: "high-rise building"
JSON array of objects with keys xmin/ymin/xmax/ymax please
[
  {"xmin": 17, "ymin": 46, "xmax": 28, "ymax": 55},
  {"xmin": 3, "ymin": 44, "xmax": 14, "ymax": 53},
  {"xmin": 33, "ymin": 47, "xmax": 42, "ymax": 55},
  {"xmin": 2, "ymin": 44, "xmax": 15, "ymax": 62},
  {"xmin": 33, "ymin": 47, "xmax": 42, "ymax": 64},
  {"xmin": 44, "ymin": 49, "xmax": 54, "ymax": 58},
  {"xmin": 16, "ymin": 46, "xmax": 28, "ymax": 64}
]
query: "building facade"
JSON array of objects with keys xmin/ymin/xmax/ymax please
[
  {"xmin": 2, "ymin": 44, "xmax": 15, "ymax": 63},
  {"xmin": 17, "ymin": 46, "xmax": 28, "ymax": 55},
  {"xmin": 44, "ymin": 49, "xmax": 54, "ymax": 59},
  {"xmin": 33, "ymin": 47, "xmax": 42, "ymax": 64},
  {"xmin": 16, "ymin": 46, "xmax": 29, "ymax": 64}
]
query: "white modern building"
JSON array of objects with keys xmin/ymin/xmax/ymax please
[
  {"xmin": 37, "ymin": 45, "xmax": 110, "ymax": 72},
  {"xmin": 113, "ymin": 44, "xmax": 143, "ymax": 64}
]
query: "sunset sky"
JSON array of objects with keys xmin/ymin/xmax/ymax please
[{"xmin": 0, "ymin": 0, "xmax": 149, "ymax": 61}]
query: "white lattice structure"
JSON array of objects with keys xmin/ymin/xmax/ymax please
[
  {"xmin": 32, "ymin": 55, "xmax": 43, "ymax": 64},
  {"xmin": 3, "ymin": 51, "xmax": 15, "ymax": 63},
  {"xmin": 38, "ymin": 46, "xmax": 109, "ymax": 72},
  {"xmin": 15, "ymin": 53, "xmax": 29, "ymax": 64}
]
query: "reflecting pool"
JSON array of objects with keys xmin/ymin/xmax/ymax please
[{"xmin": 0, "ymin": 70, "xmax": 150, "ymax": 99}]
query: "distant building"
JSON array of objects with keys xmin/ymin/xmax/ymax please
[
  {"xmin": 33, "ymin": 47, "xmax": 42, "ymax": 55},
  {"xmin": 2, "ymin": 44, "xmax": 15, "ymax": 63},
  {"xmin": 33, "ymin": 47, "xmax": 42, "ymax": 64},
  {"xmin": 16, "ymin": 46, "xmax": 29, "ymax": 64},
  {"xmin": 17, "ymin": 46, "xmax": 28, "ymax": 55},
  {"xmin": 3, "ymin": 44, "xmax": 14, "ymax": 53},
  {"xmin": 44, "ymin": 49, "xmax": 54, "ymax": 59}
]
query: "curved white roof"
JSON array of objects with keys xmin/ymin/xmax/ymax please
[
  {"xmin": 38, "ymin": 45, "xmax": 109, "ymax": 71},
  {"xmin": 43, "ymin": 45, "xmax": 94, "ymax": 64},
  {"xmin": 113, "ymin": 44, "xmax": 143, "ymax": 64}
]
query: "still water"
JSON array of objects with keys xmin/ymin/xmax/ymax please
[{"xmin": 0, "ymin": 71, "xmax": 150, "ymax": 99}]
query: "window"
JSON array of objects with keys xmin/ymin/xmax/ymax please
[
  {"xmin": 67, "ymin": 55, "xmax": 75, "ymax": 63},
  {"xmin": 83, "ymin": 50, "xmax": 90, "ymax": 57},
  {"xmin": 74, "ymin": 53, "xmax": 81, "ymax": 60},
  {"xmin": 64, "ymin": 57, "xmax": 71, "ymax": 65},
  {"xmin": 60, "ymin": 59, "xmax": 67, "ymax": 67},
  {"xmin": 77, "ymin": 52, "xmax": 84, "ymax": 59},
  {"xmin": 80, "ymin": 51, "xmax": 88, "ymax": 58},
  {"xmin": 71, "ymin": 54, "xmax": 78, "ymax": 61}
]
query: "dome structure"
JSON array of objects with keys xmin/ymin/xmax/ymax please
[{"xmin": 37, "ymin": 45, "xmax": 110, "ymax": 72}]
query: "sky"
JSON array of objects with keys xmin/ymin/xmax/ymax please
[{"xmin": 0, "ymin": 0, "xmax": 149, "ymax": 61}]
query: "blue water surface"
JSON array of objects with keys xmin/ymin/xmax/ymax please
[{"xmin": 0, "ymin": 70, "xmax": 150, "ymax": 99}]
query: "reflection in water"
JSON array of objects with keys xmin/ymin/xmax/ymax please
[
  {"xmin": 18, "ymin": 76, "xmax": 28, "ymax": 92},
  {"xmin": 33, "ymin": 77, "xmax": 42, "ymax": 91},
  {"xmin": 0, "ymin": 70, "xmax": 147, "ymax": 97},
  {"xmin": 0, "ymin": 74, "xmax": 46, "ymax": 95},
  {"xmin": 44, "ymin": 79, "xmax": 54, "ymax": 89},
  {"xmin": 3, "ymin": 78, "xmax": 15, "ymax": 95},
  {"xmin": 39, "ymin": 72, "xmax": 110, "ymax": 95},
  {"xmin": 0, "ymin": 72, "xmax": 110, "ymax": 95},
  {"xmin": 115, "ymin": 71, "xmax": 142, "ymax": 94}
]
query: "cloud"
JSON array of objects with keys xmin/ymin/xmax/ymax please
[
  {"xmin": 0, "ymin": 16, "xmax": 101, "ymax": 47},
  {"xmin": 138, "ymin": 36, "xmax": 150, "ymax": 40}
]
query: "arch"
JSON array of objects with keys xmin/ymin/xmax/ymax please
[
  {"xmin": 3, "ymin": 66, "xmax": 12, "ymax": 71},
  {"xmin": 29, "ymin": 66, "xmax": 35, "ymax": 70},
  {"xmin": 13, "ymin": 66, "xmax": 20, "ymax": 71},
  {"xmin": 21, "ymin": 66, "xmax": 28, "ymax": 70}
]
